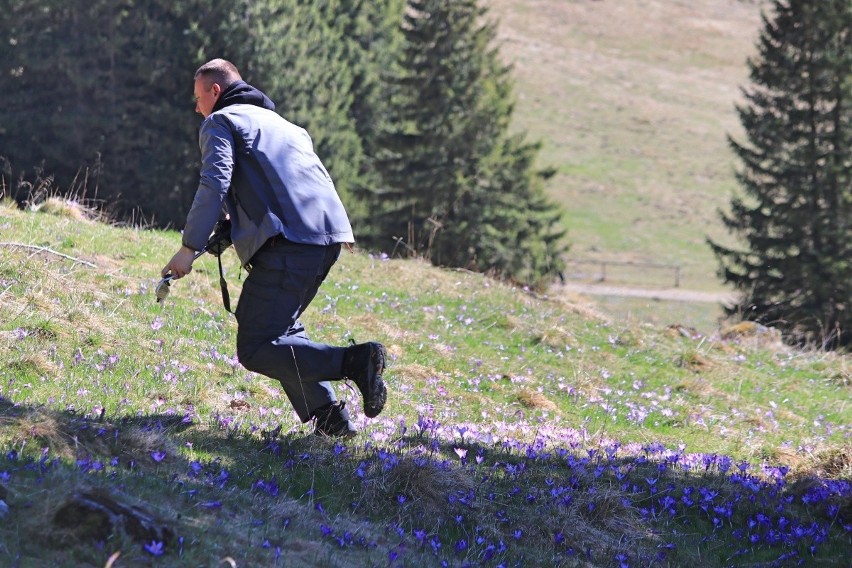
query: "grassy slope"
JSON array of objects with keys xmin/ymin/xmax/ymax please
[
  {"xmin": 483, "ymin": 0, "xmax": 766, "ymax": 291},
  {"xmin": 0, "ymin": 203, "xmax": 849, "ymax": 567}
]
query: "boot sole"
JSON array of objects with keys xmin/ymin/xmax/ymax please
[{"xmin": 363, "ymin": 344, "xmax": 387, "ymax": 418}]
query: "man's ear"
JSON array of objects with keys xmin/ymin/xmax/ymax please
[{"xmin": 211, "ymin": 83, "xmax": 222, "ymax": 98}]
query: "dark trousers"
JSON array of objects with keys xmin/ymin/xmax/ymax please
[{"xmin": 235, "ymin": 240, "xmax": 345, "ymax": 422}]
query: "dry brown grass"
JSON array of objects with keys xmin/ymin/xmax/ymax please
[
  {"xmin": 6, "ymin": 353, "xmax": 58, "ymax": 377},
  {"xmin": 0, "ymin": 248, "xmax": 134, "ymax": 351},
  {"xmin": 549, "ymin": 486, "xmax": 653, "ymax": 557},
  {"xmin": 533, "ymin": 324, "xmax": 575, "ymax": 351},
  {"xmin": 344, "ymin": 312, "xmax": 413, "ymax": 344},
  {"xmin": 393, "ymin": 362, "xmax": 443, "ymax": 384},
  {"xmin": 551, "ymin": 293, "xmax": 610, "ymax": 322},
  {"xmin": 0, "ymin": 400, "xmax": 182, "ymax": 471},
  {"xmin": 516, "ymin": 388, "xmax": 558, "ymax": 411},
  {"xmin": 790, "ymin": 445, "xmax": 852, "ymax": 480},
  {"xmin": 721, "ymin": 321, "xmax": 785, "ymax": 347},
  {"xmin": 676, "ymin": 350, "xmax": 714, "ymax": 372},
  {"xmin": 363, "ymin": 454, "xmax": 476, "ymax": 521},
  {"xmin": 785, "ymin": 445, "xmax": 852, "ymax": 521},
  {"xmin": 832, "ymin": 369, "xmax": 851, "ymax": 390},
  {"xmin": 38, "ymin": 197, "xmax": 98, "ymax": 222}
]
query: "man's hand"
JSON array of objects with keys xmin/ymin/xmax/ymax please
[{"xmin": 162, "ymin": 246, "xmax": 198, "ymax": 279}]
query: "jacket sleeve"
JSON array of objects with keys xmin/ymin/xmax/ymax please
[{"xmin": 181, "ymin": 116, "xmax": 235, "ymax": 251}]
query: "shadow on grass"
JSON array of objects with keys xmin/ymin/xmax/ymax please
[
  {"xmin": 0, "ymin": 397, "xmax": 425, "ymax": 567},
  {"xmin": 1, "ymin": 396, "xmax": 850, "ymax": 568}
]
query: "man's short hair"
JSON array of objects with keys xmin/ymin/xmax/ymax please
[{"xmin": 194, "ymin": 59, "xmax": 242, "ymax": 88}]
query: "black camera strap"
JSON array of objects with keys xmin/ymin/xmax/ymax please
[{"xmin": 217, "ymin": 253, "xmax": 233, "ymax": 313}]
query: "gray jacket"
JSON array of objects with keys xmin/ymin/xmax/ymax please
[{"xmin": 181, "ymin": 104, "xmax": 354, "ymax": 265}]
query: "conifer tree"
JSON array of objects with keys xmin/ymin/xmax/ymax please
[
  {"xmin": 709, "ymin": 0, "xmax": 851, "ymax": 349},
  {"xmin": 333, "ymin": 0, "xmax": 405, "ymax": 224},
  {"xmin": 360, "ymin": 0, "xmax": 566, "ymax": 285},
  {"xmin": 0, "ymin": 0, "xmax": 206, "ymax": 224},
  {"xmin": 0, "ymin": 0, "xmax": 379, "ymax": 225}
]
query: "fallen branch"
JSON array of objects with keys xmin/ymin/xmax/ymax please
[
  {"xmin": 0, "ymin": 241, "xmax": 97, "ymax": 268},
  {"xmin": 53, "ymin": 489, "xmax": 173, "ymax": 544}
]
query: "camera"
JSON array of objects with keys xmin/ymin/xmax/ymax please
[{"xmin": 205, "ymin": 218, "xmax": 233, "ymax": 257}]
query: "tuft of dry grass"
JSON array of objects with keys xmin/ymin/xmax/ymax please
[
  {"xmin": 675, "ymin": 350, "xmax": 714, "ymax": 372},
  {"xmin": 720, "ymin": 321, "xmax": 786, "ymax": 349},
  {"xmin": 363, "ymin": 454, "xmax": 476, "ymax": 521},
  {"xmin": 0, "ymin": 405, "xmax": 68, "ymax": 451},
  {"xmin": 830, "ymin": 366, "xmax": 851, "ymax": 389},
  {"xmin": 0, "ymin": 400, "xmax": 182, "ymax": 471},
  {"xmin": 37, "ymin": 197, "xmax": 98, "ymax": 222},
  {"xmin": 551, "ymin": 293, "xmax": 610, "ymax": 323},
  {"xmin": 551, "ymin": 487, "xmax": 653, "ymax": 559},
  {"xmin": 516, "ymin": 388, "xmax": 558, "ymax": 411},
  {"xmin": 787, "ymin": 445, "xmax": 852, "ymax": 522},
  {"xmin": 6, "ymin": 353, "xmax": 58, "ymax": 377},
  {"xmin": 792, "ymin": 445, "xmax": 852, "ymax": 480},
  {"xmin": 393, "ymin": 363, "xmax": 443, "ymax": 384},
  {"xmin": 666, "ymin": 324, "xmax": 703, "ymax": 340},
  {"xmin": 118, "ymin": 425, "xmax": 182, "ymax": 462},
  {"xmin": 533, "ymin": 325, "xmax": 574, "ymax": 351}
]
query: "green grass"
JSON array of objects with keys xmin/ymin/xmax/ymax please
[
  {"xmin": 0, "ymin": 201, "xmax": 849, "ymax": 567},
  {"xmin": 485, "ymin": 0, "xmax": 767, "ymax": 296},
  {"xmin": 585, "ymin": 296, "xmax": 724, "ymax": 337}
]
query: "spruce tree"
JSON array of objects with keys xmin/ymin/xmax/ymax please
[
  {"xmin": 360, "ymin": 0, "xmax": 566, "ymax": 285},
  {"xmin": 334, "ymin": 0, "xmax": 405, "ymax": 224},
  {"xmin": 0, "ymin": 0, "xmax": 206, "ymax": 225},
  {"xmin": 709, "ymin": 0, "xmax": 851, "ymax": 349},
  {"xmin": 0, "ymin": 0, "xmax": 376, "ymax": 226}
]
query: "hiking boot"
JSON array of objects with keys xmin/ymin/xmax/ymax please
[
  {"xmin": 312, "ymin": 401, "xmax": 357, "ymax": 438},
  {"xmin": 342, "ymin": 342, "xmax": 387, "ymax": 418}
]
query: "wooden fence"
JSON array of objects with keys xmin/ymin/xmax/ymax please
[{"xmin": 563, "ymin": 259, "xmax": 682, "ymax": 288}]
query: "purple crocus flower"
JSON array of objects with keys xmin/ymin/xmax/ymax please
[{"xmin": 144, "ymin": 540, "xmax": 164, "ymax": 556}]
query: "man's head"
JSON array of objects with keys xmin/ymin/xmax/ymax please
[{"xmin": 193, "ymin": 59, "xmax": 242, "ymax": 118}]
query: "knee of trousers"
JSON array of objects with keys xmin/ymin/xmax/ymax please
[{"xmin": 236, "ymin": 336, "xmax": 261, "ymax": 373}]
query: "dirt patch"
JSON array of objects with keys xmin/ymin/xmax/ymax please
[{"xmin": 554, "ymin": 281, "xmax": 737, "ymax": 304}]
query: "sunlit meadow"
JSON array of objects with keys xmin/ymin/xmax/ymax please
[{"xmin": 0, "ymin": 199, "xmax": 849, "ymax": 567}]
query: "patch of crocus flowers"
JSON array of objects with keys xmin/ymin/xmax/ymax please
[
  {"xmin": 199, "ymin": 415, "xmax": 852, "ymax": 566},
  {"xmin": 2, "ymin": 407, "xmax": 848, "ymax": 567}
]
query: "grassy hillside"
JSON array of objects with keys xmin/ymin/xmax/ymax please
[
  {"xmin": 0, "ymin": 201, "xmax": 849, "ymax": 567},
  {"xmin": 484, "ymin": 0, "xmax": 770, "ymax": 301}
]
